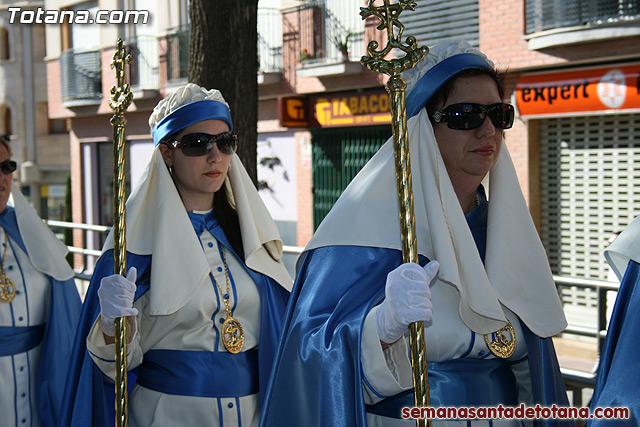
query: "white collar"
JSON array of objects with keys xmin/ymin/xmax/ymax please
[
  {"xmin": 10, "ymin": 182, "xmax": 74, "ymax": 281},
  {"xmin": 605, "ymin": 214, "xmax": 640, "ymax": 281}
]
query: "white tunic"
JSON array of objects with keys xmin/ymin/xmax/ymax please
[
  {"xmin": 87, "ymin": 227, "xmax": 262, "ymax": 427},
  {"xmin": 361, "ymin": 278, "xmax": 533, "ymax": 427},
  {"xmin": 0, "ymin": 227, "xmax": 51, "ymax": 427}
]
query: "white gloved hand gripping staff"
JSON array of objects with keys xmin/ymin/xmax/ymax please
[
  {"xmin": 376, "ymin": 261, "xmax": 439, "ymax": 344},
  {"xmin": 98, "ymin": 267, "xmax": 138, "ymax": 337}
]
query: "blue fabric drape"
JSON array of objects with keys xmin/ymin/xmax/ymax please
[
  {"xmin": 0, "ymin": 324, "xmax": 45, "ymax": 356},
  {"xmin": 137, "ymin": 348, "xmax": 259, "ymax": 397},
  {"xmin": 0, "ymin": 206, "xmax": 27, "ymax": 253},
  {"xmin": 588, "ymin": 260, "xmax": 640, "ymax": 426},
  {"xmin": 366, "ymin": 357, "xmax": 518, "ymax": 418}
]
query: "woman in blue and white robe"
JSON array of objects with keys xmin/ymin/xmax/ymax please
[
  {"xmin": 61, "ymin": 84, "xmax": 292, "ymax": 427},
  {"xmin": 0, "ymin": 137, "xmax": 81, "ymax": 427},
  {"xmin": 261, "ymin": 41, "xmax": 571, "ymax": 427}
]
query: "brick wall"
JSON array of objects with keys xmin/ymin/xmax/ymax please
[
  {"xmin": 480, "ymin": 0, "xmax": 640, "ymax": 71},
  {"xmin": 296, "ymin": 131, "xmax": 313, "ymax": 246},
  {"xmin": 479, "ymin": 0, "xmax": 640, "ymax": 209}
]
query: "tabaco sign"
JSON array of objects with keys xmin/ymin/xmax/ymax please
[
  {"xmin": 309, "ymin": 89, "xmax": 392, "ymax": 127},
  {"xmin": 516, "ymin": 64, "xmax": 640, "ymax": 116}
]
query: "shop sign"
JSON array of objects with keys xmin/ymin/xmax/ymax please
[
  {"xmin": 516, "ymin": 64, "xmax": 640, "ymax": 116},
  {"xmin": 310, "ymin": 89, "xmax": 391, "ymax": 127},
  {"xmin": 279, "ymin": 97, "xmax": 309, "ymax": 127}
]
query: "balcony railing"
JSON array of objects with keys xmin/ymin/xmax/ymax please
[
  {"xmin": 125, "ymin": 35, "xmax": 159, "ymax": 89},
  {"xmin": 296, "ymin": 0, "xmax": 365, "ymax": 65},
  {"xmin": 60, "ymin": 48, "xmax": 102, "ymax": 102},
  {"xmin": 526, "ymin": 0, "xmax": 640, "ymax": 34},
  {"xmin": 162, "ymin": 26, "xmax": 190, "ymax": 82}
]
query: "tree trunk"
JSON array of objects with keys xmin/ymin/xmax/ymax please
[{"xmin": 189, "ymin": 1, "xmax": 259, "ymax": 185}]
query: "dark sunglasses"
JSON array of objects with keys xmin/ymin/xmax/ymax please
[
  {"xmin": 167, "ymin": 132, "xmax": 238, "ymax": 157},
  {"xmin": 0, "ymin": 160, "xmax": 16, "ymax": 175},
  {"xmin": 431, "ymin": 103, "xmax": 515, "ymax": 130}
]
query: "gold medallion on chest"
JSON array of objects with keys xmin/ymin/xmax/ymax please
[{"xmin": 483, "ymin": 320, "xmax": 516, "ymax": 359}]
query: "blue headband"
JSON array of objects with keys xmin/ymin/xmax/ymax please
[
  {"xmin": 405, "ymin": 53, "xmax": 493, "ymax": 119},
  {"xmin": 151, "ymin": 100, "xmax": 234, "ymax": 146}
]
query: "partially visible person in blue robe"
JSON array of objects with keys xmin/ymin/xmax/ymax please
[
  {"xmin": 0, "ymin": 134, "xmax": 81, "ymax": 427},
  {"xmin": 588, "ymin": 214, "xmax": 640, "ymax": 426},
  {"xmin": 60, "ymin": 84, "xmax": 292, "ymax": 427},
  {"xmin": 261, "ymin": 41, "xmax": 571, "ymax": 426}
]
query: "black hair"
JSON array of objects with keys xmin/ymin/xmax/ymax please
[
  {"xmin": 425, "ymin": 68, "xmax": 506, "ymax": 117},
  {"xmin": 212, "ymin": 182, "xmax": 245, "ymax": 259}
]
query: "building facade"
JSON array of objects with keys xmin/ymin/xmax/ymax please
[
  {"xmin": 41, "ymin": 0, "xmax": 640, "ymax": 292},
  {"xmin": 275, "ymin": 0, "xmax": 640, "ymax": 282},
  {"xmin": 269, "ymin": 1, "xmax": 639, "ymax": 341},
  {"xmin": 1, "ymin": 1, "xmax": 71, "ymax": 220},
  {"xmin": 44, "ymin": 0, "xmax": 183, "ymax": 269}
]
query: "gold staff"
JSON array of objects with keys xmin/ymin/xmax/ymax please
[
  {"xmin": 108, "ymin": 38, "xmax": 133, "ymax": 427},
  {"xmin": 360, "ymin": 1, "xmax": 431, "ymax": 426}
]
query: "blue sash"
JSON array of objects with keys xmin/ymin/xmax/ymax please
[
  {"xmin": 0, "ymin": 324, "xmax": 45, "ymax": 356},
  {"xmin": 136, "ymin": 347, "xmax": 259, "ymax": 397},
  {"xmin": 366, "ymin": 357, "xmax": 518, "ymax": 418}
]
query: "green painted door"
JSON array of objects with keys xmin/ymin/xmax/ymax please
[{"xmin": 312, "ymin": 125, "xmax": 391, "ymax": 230}]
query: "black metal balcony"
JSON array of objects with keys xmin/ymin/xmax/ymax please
[
  {"xmin": 60, "ymin": 48, "xmax": 102, "ymax": 102},
  {"xmin": 124, "ymin": 35, "xmax": 159, "ymax": 89},
  {"xmin": 526, "ymin": 0, "xmax": 640, "ymax": 34},
  {"xmin": 163, "ymin": 26, "xmax": 189, "ymax": 82}
]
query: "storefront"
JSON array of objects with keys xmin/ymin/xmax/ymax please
[
  {"xmin": 517, "ymin": 63, "xmax": 640, "ymax": 328},
  {"xmin": 282, "ymin": 88, "xmax": 393, "ymax": 238}
]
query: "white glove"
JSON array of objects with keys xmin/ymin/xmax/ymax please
[
  {"xmin": 376, "ymin": 261, "xmax": 439, "ymax": 344},
  {"xmin": 98, "ymin": 267, "xmax": 138, "ymax": 337}
]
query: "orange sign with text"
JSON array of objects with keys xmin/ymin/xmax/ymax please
[
  {"xmin": 516, "ymin": 64, "xmax": 640, "ymax": 116},
  {"xmin": 279, "ymin": 97, "xmax": 309, "ymax": 127},
  {"xmin": 310, "ymin": 89, "xmax": 392, "ymax": 127}
]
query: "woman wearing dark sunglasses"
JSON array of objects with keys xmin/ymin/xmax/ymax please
[
  {"xmin": 0, "ymin": 136, "xmax": 81, "ymax": 426},
  {"xmin": 62, "ymin": 84, "xmax": 292, "ymax": 427},
  {"xmin": 261, "ymin": 41, "xmax": 571, "ymax": 426}
]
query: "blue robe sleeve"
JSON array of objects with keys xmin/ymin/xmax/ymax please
[
  {"xmin": 260, "ymin": 245, "xmax": 401, "ymax": 426},
  {"xmin": 588, "ymin": 260, "xmax": 640, "ymax": 426},
  {"xmin": 60, "ymin": 251, "xmax": 151, "ymax": 427},
  {"xmin": 36, "ymin": 276, "xmax": 82, "ymax": 427}
]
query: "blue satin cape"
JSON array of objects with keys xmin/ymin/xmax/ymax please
[
  {"xmin": 0, "ymin": 206, "xmax": 82, "ymax": 427},
  {"xmin": 588, "ymin": 260, "xmax": 640, "ymax": 426},
  {"xmin": 260, "ymin": 194, "xmax": 570, "ymax": 426},
  {"xmin": 60, "ymin": 213, "xmax": 289, "ymax": 427}
]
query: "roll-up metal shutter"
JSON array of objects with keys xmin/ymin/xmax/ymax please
[
  {"xmin": 403, "ymin": 0, "xmax": 479, "ymax": 47},
  {"xmin": 540, "ymin": 114, "xmax": 640, "ymax": 330}
]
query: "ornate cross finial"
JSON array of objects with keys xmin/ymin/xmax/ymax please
[
  {"xmin": 360, "ymin": 0, "xmax": 428, "ymax": 77},
  {"xmin": 109, "ymin": 38, "xmax": 133, "ymax": 117}
]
